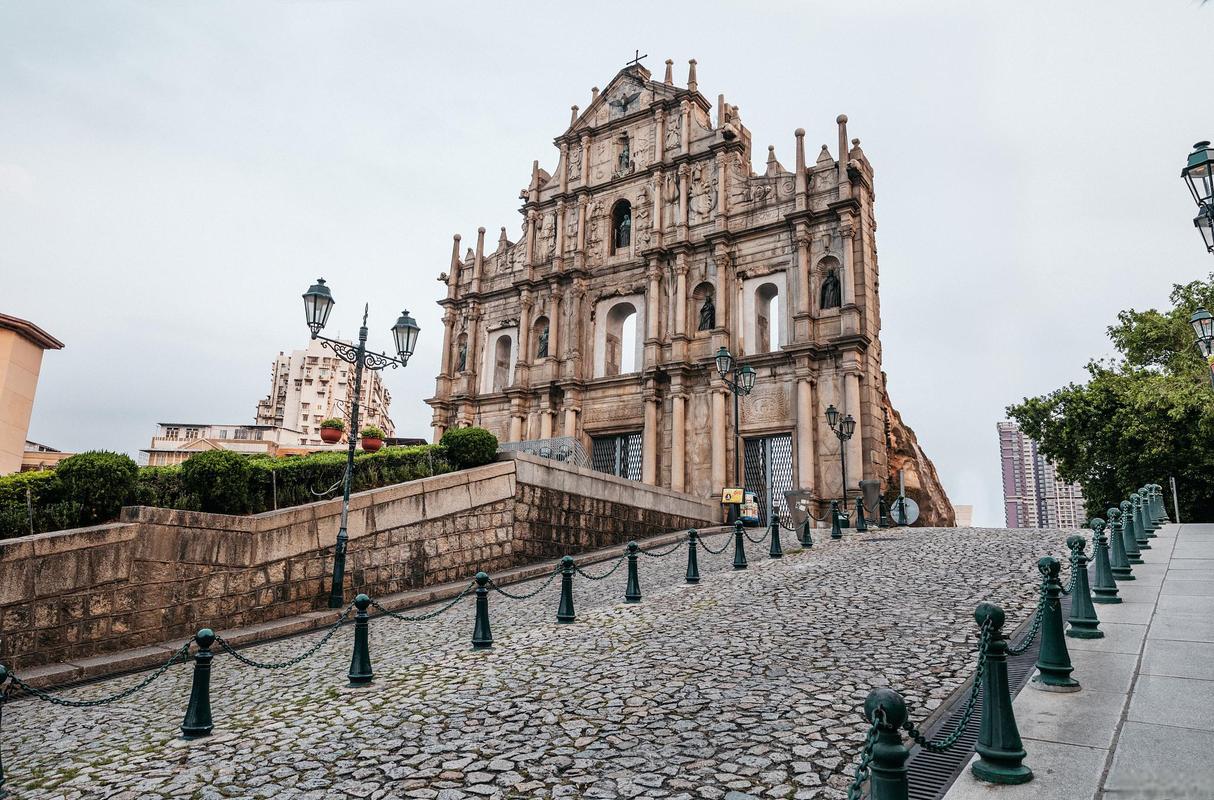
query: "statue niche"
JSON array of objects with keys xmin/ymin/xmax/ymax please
[
  {"xmin": 699, "ymin": 292, "xmax": 715, "ymax": 331},
  {"xmin": 820, "ymin": 269, "xmax": 841, "ymax": 310}
]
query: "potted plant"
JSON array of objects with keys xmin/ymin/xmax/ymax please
[
  {"xmin": 319, "ymin": 418, "xmax": 345, "ymax": 444},
  {"xmin": 359, "ymin": 425, "xmax": 386, "ymax": 452}
]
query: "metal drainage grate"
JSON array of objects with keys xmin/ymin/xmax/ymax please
[{"xmin": 900, "ymin": 586, "xmax": 1076, "ymax": 799}]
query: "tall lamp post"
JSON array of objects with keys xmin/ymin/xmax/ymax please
[
  {"xmin": 714, "ymin": 347, "xmax": 757, "ymax": 522},
  {"xmin": 1182, "ymin": 141, "xmax": 1214, "ymax": 253},
  {"xmin": 824, "ymin": 404, "xmax": 855, "ymax": 521},
  {"xmin": 301, "ymin": 278, "xmax": 420, "ymax": 608}
]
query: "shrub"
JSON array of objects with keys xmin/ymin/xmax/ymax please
[
  {"xmin": 56, "ymin": 451, "xmax": 138, "ymax": 525},
  {"xmin": 0, "ymin": 469, "xmax": 68, "ymax": 539},
  {"xmin": 320, "ymin": 418, "xmax": 345, "ymax": 431},
  {"xmin": 440, "ymin": 426, "xmax": 498, "ymax": 469},
  {"xmin": 181, "ymin": 450, "xmax": 252, "ymax": 514},
  {"xmin": 359, "ymin": 425, "xmax": 385, "ymax": 439},
  {"xmin": 134, "ymin": 465, "xmax": 196, "ymax": 511}
]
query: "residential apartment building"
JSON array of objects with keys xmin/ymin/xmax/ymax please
[
  {"xmin": 255, "ymin": 338, "xmax": 394, "ymax": 448},
  {"xmin": 998, "ymin": 421, "xmax": 1086, "ymax": 528},
  {"xmin": 0, "ymin": 313, "xmax": 63, "ymax": 474},
  {"xmin": 140, "ymin": 423, "xmax": 307, "ymax": 466}
]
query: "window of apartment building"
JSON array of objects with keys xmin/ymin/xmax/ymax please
[
  {"xmin": 254, "ymin": 430, "xmax": 263, "ymax": 440},
  {"xmin": 164, "ymin": 427, "xmax": 180, "ymax": 439},
  {"xmin": 234, "ymin": 429, "xmax": 250, "ymax": 440},
  {"xmin": 184, "ymin": 428, "xmax": 200, "ymax": 440},
  {"xmin": 219, "ymin": 429, "xmax": 228, "ymax": 439}
]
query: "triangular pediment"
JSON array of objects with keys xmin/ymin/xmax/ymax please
[{"xmin": 568, "ymin": 64, "xmax": 682, "ymax": 134}]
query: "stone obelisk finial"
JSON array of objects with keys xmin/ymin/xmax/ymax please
[
  {"xmin": 447, "ymin": 233, "xmax": 462, "ymax": 298},
  {"xmin": 687, "ymin": 59, "xmax": 698, "ymax": 93},
  {"xmin": 591, "ymin": 86, "xmax": 599, "ymax": 103},
  {"xmin": 836, "ymin": 114, "xmax": 849, "ymax": 199},
  {"xmin": 570, "ymin": 105, "xmax": 579, "ymax": 127},
  {"xmin": 664, "ymin": 59, "xmax": 674, "ymax": 85},
  {"xmin": 794, "ymin": 128, "xmax": 807, "ymax": 209}
]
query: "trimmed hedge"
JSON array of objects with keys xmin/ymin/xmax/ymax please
[
  {"xmin": 440, "ymin": 426, "xmax": 499, "ymax": 469},
  {"xmin": 0, "ymin": 434, "xmax": 487, "ymax": 539}
]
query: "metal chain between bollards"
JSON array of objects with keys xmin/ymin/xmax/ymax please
[
  {"xmin": 488, "ymin": 567, "xmax": 560, "ymax": 600},
  {"xmin": 697, "ymin": 532, "xmax": 734, "ymax": 555},
  {"xmin": 216, "ymin": 603, "xmax": 354, "ymax": 670},
  {"xmin": 638, "ymin": 541, "xmax": 683, "ymax": 558},
  {"xmin": 742, "ymin": 526, "xmax": 768, "ymax": 545},
  {"xmin": 575, "ymin": 555, "xmax": 627, "ymax": 580},
  {"xmin": 846, "ymin": 707, "xmax": 885, "ymax": 800},
  {"xmin": 7, "ymin": 642, "xmax": 191, "ymax": 707},
  {"xmin": 371, "ymin": 582, "xmax": 475, "ymax": 621},
  {"xmin": 1059, "ymin": 550, "xmax": 1079, "ymax": 597},
  {"xmin": 1007, "ymin": 586, "xmax": 1048, "ymax": 656},
  {"xmin": 901, "ymin": 623, "xmax": 993, "ymax": 753}
]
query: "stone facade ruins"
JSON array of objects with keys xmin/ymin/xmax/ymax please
[{"xmin": 426, "ymin": 59, "xmax": 951, "ymax": 523}]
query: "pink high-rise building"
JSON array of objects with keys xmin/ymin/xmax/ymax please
[{"xmin": 998, "ymin": 421, "xmax": 1086, "ymax": 529}]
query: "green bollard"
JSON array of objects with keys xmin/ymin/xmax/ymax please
[
  {"xmin": 1120, "ymin": 500, "xmax": 1143, "ymax": 566},
  {"xmin": 854, "ymin": 497, "xmax": 868, "ymax": 533},
  {"xmin": 971, "ymin": 603, "xmax": 1033, "ymax": 785},
  {"xmin": 471, "ymin": 572, "xmax": 493, "ymax": 649},
  {"xmin": 685, "ymin": 529, "xmax": 701, "ymax": 584},
  {"xmin": 1128, "ymin": 496, "xmax": 1149, "ymax": 553},
  {"xmin": 732, "ymin": 520, "xmax": 748, "ymax": 569},
  {"xmin": 1031, "ymin": 557, "xmax": 1080, "ymax": 692},
  {"xmin": 1131, "ymin": 488, "xmax": 1150, "ymax": 543},
  {"xmin": 830, "ymin": 500, "xmax": 842, "ymax": 540},
  {"xmin": 862, "ymin": 687, "xmax": 911, "ymax": 800},
  {"xmin": 624, "ymin": 542, "xmax": 641, "ymax": 603},
  {"xmin": 347, "ymin": 594, "xmax": 374, "ymax": 685},
  {"xmin": 1154, "ymin": 484, "xmax": 1170, "ymax": 523},
  {"xmin": 181, "ymin": 628, "xmax": 216, "ymax": 739},
  {"xmin": 1089, "ymin": 517, "xmax": 1121, "ymax": 604},
  {"xmin": 1109, "ymin": 507, "xmax": 1135, "ymax": 581},
  {"xmin": 768, "ymin": 511, "xmax": 784, "ymax": 558},
  {"xmin": 556, "ymin": 556, "xmax": 575, "ymax": 623},
  {"xmin": 1065, "ymin": 536, "xmax": 1103, "ymax": 639},
  {"xmin": 799, "ymin": 517, "xmax": 813, "ymax": 548}
]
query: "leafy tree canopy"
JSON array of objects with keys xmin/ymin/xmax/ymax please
[{"xmin": 1007, "ymin": 275, "xmax": 1214, "ymax": 521}]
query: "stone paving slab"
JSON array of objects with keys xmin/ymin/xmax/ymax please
[
  {"xmin": 949, "ymin": 740, "xmax": 1106, "ymax": 800},
  {"xmin": 1103, "ymin": 721, "xmax": 1214, "ymax": 799},
  {"xmin": 1126, "ymin": 674, "xmax": 1214, "ymax": 732},
  {"xmin": 0, "ymin": 526, "xmax": 1067, "ymax": 800}
]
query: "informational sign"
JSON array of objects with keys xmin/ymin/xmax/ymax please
[
  {"xmin": 892, "ymin": 496, "xmax": 920, "ymax": 526},
  {"xmin": 721, "ymin": 487, "xmax": 744, "ymax": 504},
  {"xmin": 740, "ymin": 494, "xmax": 759, "ymax": 523}
]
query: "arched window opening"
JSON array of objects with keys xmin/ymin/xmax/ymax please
[
  {"xmin": 611, "ymin": 200, "xmax": 632, "ymax": 254},
  {"xmin": 605, "ymin": 302, "xmax": 638, "ymax": 376},
  {"xmin": 492, "ymin": 335, "xmax": 513, "ymax": 392},
  {"xmin": 755, "ymin": 283, "xmax": 780, "ymax": 353},
  {"xmin": 692, "ymin": 281, "xmax": 716, "ymax": 332},
  {"xmin": 532, "ymin": 316, "xmax": 550, "ymax": 360}
]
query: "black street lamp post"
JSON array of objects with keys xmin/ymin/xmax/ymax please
[
  {"xmin": 1182, "ymin": 141, "xmax": 1214, "ymax": 253},
  {"xmin": 714, "ymin": 347, "xmax": 757, "ymax": 522},
  {"xmin": 825, "ymin": 404, "xmax": 856, "ymax": 524},
  {"xmin": 302, "ymin": 278, "xmax": 420, "ymax": 608}
]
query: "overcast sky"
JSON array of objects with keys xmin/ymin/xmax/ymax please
[{"xmin": 2, "ymin": 1, "xmax": 1211, "ymax": 525}]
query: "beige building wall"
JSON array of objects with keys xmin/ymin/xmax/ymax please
[
  {"xmin": 255, "ymin": 338, "xmax": 394, "ymax": 447},
  {"xmin": 0, "ymin": 315, "xmax": 63, "ymax": 475}
]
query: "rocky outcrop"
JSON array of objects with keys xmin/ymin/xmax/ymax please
[{"xmin": 883, "ymin": 374, "xmax": 955, "ymax": 526}]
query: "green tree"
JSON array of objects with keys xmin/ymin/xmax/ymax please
[{"xmin": 1008, "ymin": 275, "xmax": 1214, "ymax": 522}]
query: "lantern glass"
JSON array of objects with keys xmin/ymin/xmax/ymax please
[
  {"xmin": 739, "ymin": 364, "xmax": 757, "ymax": 392},
  {"xmin": 842, "ymin": 414, "xmax": 857, "ymax": 438},
  {"xmin": 1191, "ymin": 308, "xmax": 1214, "ymax": 344},
  {"xmin": 391, "ymin": 310, "xmax": 420, "ymax": 362},
  {"xmin": 1183, "ymin": 142, "xmax": 1214, "ymax": 207},
  {"xmin": 1196, "ymin": 208, "xmax": 1214, "ymax": 253},
  {"xmin": 825, "ymin": 404, "xmax": 840, "ymax": 429},
  {"xmin": 714, "ymin": 347, "xmax": 733, "ymax": 377},
  {"xmin": 302, "ymin": 278, "xmax": 335, "ymax": 337}
]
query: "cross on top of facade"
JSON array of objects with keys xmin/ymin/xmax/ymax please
[{"xmin": 627, "ymin": 50, "xmax": 647, "ymax": 68}]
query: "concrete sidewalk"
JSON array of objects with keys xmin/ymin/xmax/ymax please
[{"xmin": 944, "ymin": 522, "xmax": 1214, "ymax": 800}]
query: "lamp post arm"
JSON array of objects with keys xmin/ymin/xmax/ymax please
[{"xmin": 313, "ymin": 334, "xmax": 405, "ymax": 371}]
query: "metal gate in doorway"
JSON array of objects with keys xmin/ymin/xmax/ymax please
[{"xmin": 744, "ymin": 433, "xmax": 794, "ymax": 525}]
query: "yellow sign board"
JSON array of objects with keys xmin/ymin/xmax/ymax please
[{"xmin": 721, "ymin": 487, "xmax": 744, "ymax": 504}]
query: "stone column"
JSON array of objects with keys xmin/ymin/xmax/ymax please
[
  {"xmin": 559, "ymin": 142, "xmax": 569, "ymax": 193},
  {"xmin": 655, "ymin": 108, "xmax": 666, "ymax": 164},
  {"xmin": 549, "ymin": 288, "xmax": 563, "ymax": 364},
  {"xmin": 671, "ymin": 391, "xmax": 686, "ymax": 492},
  {"xmin": 680, "ymin": 99, "xmax": 691, "ymax": 157},
  {"xmin": 568, "ymin": 278, "xmax": 586, "ymax": 368},
  {"xmin": 440, "ymin": 309, "xmax": 455, "ymax": 375},
  {"xmin": 555, "ymin": 199, "xmax": 567, "ymax": 270},
  {"xmin": 563, "ymin": 405, "xmax": 578, "ymax": 438},
  {"xmin": 646, "ymin": 261, "xmax": 662, "ymax": 342},
  {"xmin": 841, "ymin": 222, "xmax": 856, "ymax": 306},
  {"xmin": 526, "ymin": 210, "xmax": 537, "ymax": 265},
  {"xmin": 642, "ymin": 390, "xmax": 659, "ymax": 485},
  {"xmin": 518, "ymin": 290, "xmax": 533, "ymax": 368},
  {"xmin": 711, "ymin": 388, "xmax": 726, "ymax": 493},
  {"xmin": 844, "ymin": 369, "xmax": 863, "ymax": 488},
  {"xmin": 576, "ymin": 196, "xmax": 588, "ymax": 253},
  {"xmin": 715, "ymin": 151, "xmax": 729, "ymax": 230},
  {"xmin": 653, "ymin": 169, "xmax": 665, "ymax": 247},
  {"xmin": 796, "ymin": 232, "xmax": 811, "ymax": 319},
  {"xmin": 580, "ymin": 135, "xmax": 591, "ymax": 185},
  {"xmin": 540, "ymin": 406, "xmax": 553, "ymax": 439},
  {"xmin": 509, "ymin": 399, "xmax": 523, "ymax": 442},
  {"xmin": 796, "ymin": 376, "xmax": 815, "ymax": 492},
  {"xmin": 674, "ymin": 254, "xmax": 689, "ymax": 336},
  {"xmin": 678, "ymin": 164, "xmax": 690, "ymax": 240}
]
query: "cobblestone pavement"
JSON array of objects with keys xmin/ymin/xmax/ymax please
[{"xmin": 1, "ymin": 526, "xmax": 1071, "ymax": 800}]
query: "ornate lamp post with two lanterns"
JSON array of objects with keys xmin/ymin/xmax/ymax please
[
  {"xmin": 824, "ymin": 403, "xmax": 856, "ymax": 524},
  {"xmin": 301, "ymin": 278, "xmax": 420, "ymax": 608},
  {"xmin": 714, "ymin": 347, "xmax": 757, "ymax": 522}
]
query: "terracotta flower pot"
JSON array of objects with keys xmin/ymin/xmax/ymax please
[
  {"xmin": 361, "ymin": 436, "xmax": 383, "ymax": 452},
  {"xmin": 320, "ymin": 427, "xmax": 343, "ymax": 444}
]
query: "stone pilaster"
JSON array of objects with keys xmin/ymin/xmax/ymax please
[
  {"xmin": 796, "ymin": 375, "xmax": 815, "ymax": 493},
  {"xmin": 642, "ymin": 388, "xmax": 659, "ymax": 485},
  {"xmin": 711, "ymin": 388, "xmax": 727, "ymax": 494},
  {"xmin": 671, "ymin": 390, "xmax": 687, "ymax": 492}
]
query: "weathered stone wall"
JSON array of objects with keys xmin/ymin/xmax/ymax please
[{"xmin": 0, "ymin": 454, "xmax": 717, "ymax": 670}]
